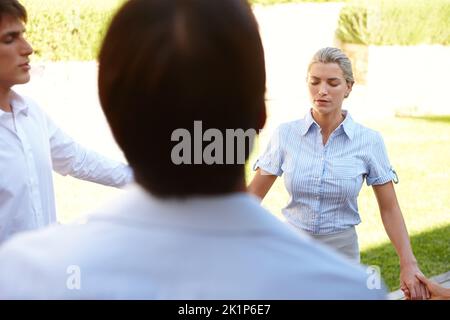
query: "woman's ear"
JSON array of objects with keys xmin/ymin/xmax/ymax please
[{"xmin": 345, "ymin": 81, "xmax": 354, "ymax": 98}]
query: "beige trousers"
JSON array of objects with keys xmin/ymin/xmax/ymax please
[{"xmin": 308, "ymin": 227, "xmax": 360, "ymax": 263}]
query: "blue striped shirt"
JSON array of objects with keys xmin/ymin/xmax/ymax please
[{"xmin": 254, "ymin": 110, "xmax": 398, "ymax": 235}]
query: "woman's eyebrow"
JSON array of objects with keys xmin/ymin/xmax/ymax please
[{"xmin": 309, "ymin": 76, "xmax": 341, "ymax": 81}]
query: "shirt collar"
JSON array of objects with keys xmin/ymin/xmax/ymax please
[
  {"xmin": 10, "ymin": 90, "xmax": 29, "ymax": 116},
  {"xmin": 0, "ymin": 90, "xmax": 29, "ymax": 118},
  {"xmin": 0, "ymin": 90, "xmax": 28, "ymax": 118},
  {"xmin": 299, "ymin": 109, "xmax": 318, "ymax": 136},
  {"xmin": 340, "ymin": 110, "xmax": 355, "ymax": 140},
  {"xmin": 89, "ymin": 184, "xmax": 282, "ymax": 233},
  {"xmin": 300, "ymin": 109, "xmax": 355, "ymax": 140}
]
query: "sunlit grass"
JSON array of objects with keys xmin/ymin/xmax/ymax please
[{"xmin": 362, "ymin": 224, "xmax": 450, "ymax": 291}]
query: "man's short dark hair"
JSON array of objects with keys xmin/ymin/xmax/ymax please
[
  {"xmin": 0, "ymin": 0, "xmax": 27, "ymax": 23},
  {"xmin": 98, "ymin": 0, "xmax": 266, "ymax": 197}
]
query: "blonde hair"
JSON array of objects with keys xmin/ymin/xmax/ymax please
[{"xmin": 308, "ymin": 47, "xmax": 354, "ymax": 85}]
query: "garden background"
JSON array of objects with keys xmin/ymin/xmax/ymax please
[{"xmin": 14, "ymin": 0, "xmax": 450, "ymax": 292}]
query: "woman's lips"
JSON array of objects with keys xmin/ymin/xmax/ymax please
[{"xmin": 315, "ymin": 99, "xmax": 330, "ymax": 105}]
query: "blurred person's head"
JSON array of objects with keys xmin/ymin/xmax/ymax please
[
  {"xmin": 307, "ymin": 47, "xmax": 353, "ymax": 117},
  {"xmin": 0, "ymin": 0, "xmax": 32, "ymax": 91},
  {"xmin": 98, "ymin": 0, "xmax": 266, "ymax": 198}
]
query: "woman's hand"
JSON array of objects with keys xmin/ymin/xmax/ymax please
[{"xmin": 400, "ymin": 262, "xmax": 429, "ymax": 300}]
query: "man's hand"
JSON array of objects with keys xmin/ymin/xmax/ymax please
[{"xmin": 415, "ymin": 274, "xmax": 450, "ymax": 300}]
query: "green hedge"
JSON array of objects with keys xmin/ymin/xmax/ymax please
[
  {"xmin": 23, "ymin": 0, "xmax": 345, "ymax": 61},
  {"xmin": 19, "ymin": 0, "xmax": 450, "ymax": 61},
  {"xmin": 22, "ymin": 0, "xmax": 125, "ymax": 61},
  {"xmin": 337, "ymin": 0, "xmax": 450, "ymax": 45},
  {"xmin": 251, "ymin": 0, "xmax": 343, "ymax": 4}
]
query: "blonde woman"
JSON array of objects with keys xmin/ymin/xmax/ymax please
[{"xmin": 249, "ymin": 47, "xmax": 428, "ymax": 300}]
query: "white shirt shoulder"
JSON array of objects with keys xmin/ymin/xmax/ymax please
[{"xmin": 0, "ymin": 187, "xmax": 386, "ymax": 299}]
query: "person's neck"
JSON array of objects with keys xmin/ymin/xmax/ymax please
[
  {"xmin": 311, "ymin": 109, "xmax": 345, "ymax": 145},
  {"xmin": 0, "ymin": 87, "xmax": 12, "ymax": 113},
  {"xmin": 311, "ymin": 109, "xmax": 344, "ymax": 137}
]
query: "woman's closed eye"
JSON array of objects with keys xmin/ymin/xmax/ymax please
[
  {"xmin": 328, "ymin": 80, "xmax": 340, "ymax": 87},
  {"xmin": 309, "ymin": 79, "xmax": 341, "ymax": 87}
]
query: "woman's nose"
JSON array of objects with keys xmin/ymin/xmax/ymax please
[{"xmin": 318, "ymin": 85, "xmax": 328, "ymax": 95}]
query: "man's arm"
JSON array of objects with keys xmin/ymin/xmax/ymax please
[
  {"xmin": 416, "ymin": 274, "xmax": 450, "ymax": 300},
  {"xmin": 47, "ymin": 116, "xmax": 133, "ymax": 188}
]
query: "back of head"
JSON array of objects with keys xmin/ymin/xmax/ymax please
[
  {"xmin": 98, "ymin": 0, "xmax": 266, "ymax": 198},
  {"xmin": 0, "ymin": 0, "xmax": 27, "ymax": 23}
]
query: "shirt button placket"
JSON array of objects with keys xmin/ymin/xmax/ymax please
[{"xmin": 21, "ymin": 130, "xmax": 44, "ymax": 227}]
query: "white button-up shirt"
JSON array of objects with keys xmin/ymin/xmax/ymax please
[
  {"xmin": 0, "ymin": 185, "xmax": 386, "ymax": 299},
  {"xmin": 0, "ymin": 91, "xmax": 133, "ymax": 243},
  {"xmin": 254, "ymin": 110, "xmax": 398, "ymax": 235}
]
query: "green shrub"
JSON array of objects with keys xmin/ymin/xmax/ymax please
[
  {"xmin": 337, "ymin": 0, "xmax": 450, "ymax": 45},
  {"xmin": 22, "ymin": 0, "xmax": 347, "ymax": 61},
  {"xmin": 22, "ymin": 0, "xmax": 125, "ymax": 61},
  {"xmin": 336, "ymin": 2, "xmax": 369, "ymax": 45},
  {"xmin": 251, "ymin": 0, "xmax": 343, "ymax": 4},
  {"xmin": 20, "ymin": 0, "xmax": 450, "ymax": 61}
]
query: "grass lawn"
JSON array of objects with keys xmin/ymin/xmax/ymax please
[{"xmin": 54, "ymin": 115, "xmax": 449, "ymax": 291}]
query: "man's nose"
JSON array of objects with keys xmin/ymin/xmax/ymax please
[{"xmin": 20, "ymin": 38, "xmax": 33, "ymax": 56}]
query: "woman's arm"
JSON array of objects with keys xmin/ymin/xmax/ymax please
[
  {"xmin": 248, "ymin": 169, "xmax": 277, "ymax": 201},
  {"xmin": 372, "ymin": 182, "xmax": 429, "ymax": 300}
]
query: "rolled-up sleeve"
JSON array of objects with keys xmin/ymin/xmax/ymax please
[
  {"xmin": 366, "ymin": 132, "xmax": 398, "ymax": 186},
  {"xmin": 253, "ymin": 125, "xmax": 284, "ymax": 177}
]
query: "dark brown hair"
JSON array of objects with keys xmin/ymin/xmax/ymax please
[
  {"xmin": 0, "ymin": 0, "xmax": 27, "ymax": 24},
  {"xmin": 98, "ymin": 0, "xmax": 266, "ymax": 197}
]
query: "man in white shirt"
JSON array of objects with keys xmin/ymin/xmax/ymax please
[
  {"xmin": 0, "ymin": 0, "xmax": 386, "ymax": 299},
  {"xmin": 0, "ymin": 0, "xmax": 133, "ymax": 243}
]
